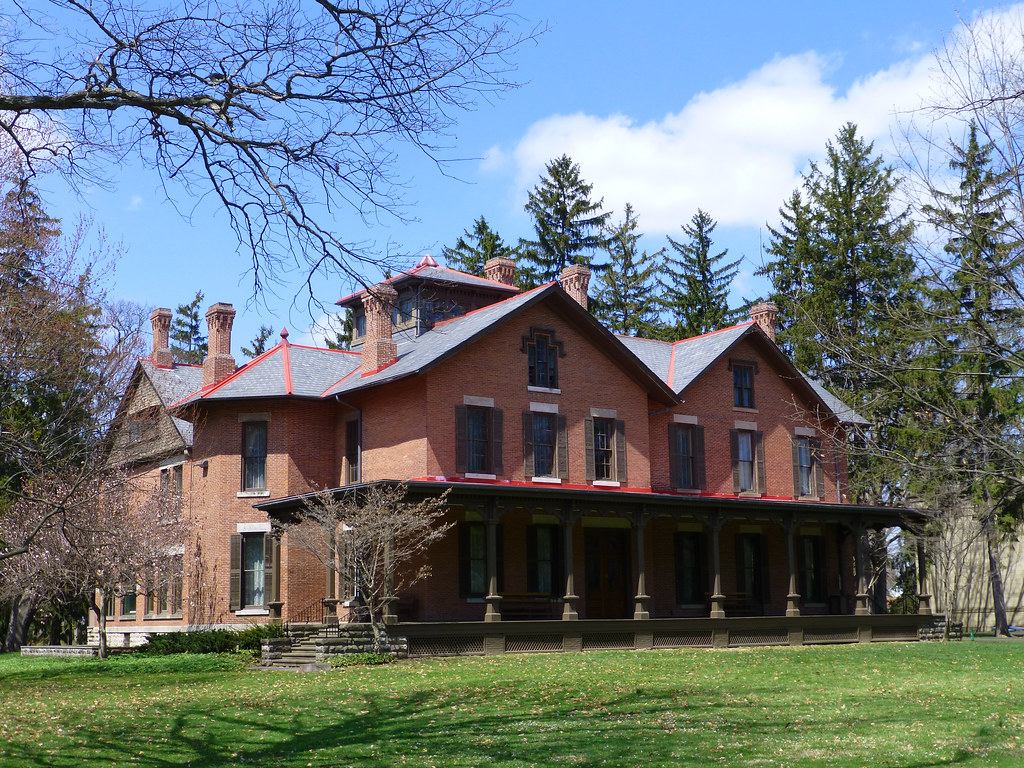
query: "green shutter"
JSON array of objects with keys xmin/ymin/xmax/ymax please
[
  {"xmin": 584, "ymin": 417, "xmax": 595, "ymax": 481},
  {"xmin": 556, "ymin": 414, "xmax": 568, "ymax": 479},
  {"xmin": 730, "ymin": 430, "xmax": 740, "ymax": 493},
  {"xmin": 229, "ymin": 534, "xmax": 242, "ymax": 611},
  {"xmin": 755, "ymin": 432, "xmax": 766, "ymax": 495},
  {"xmin": 693, "ymin": 425, "xmax": 706, "ymax": 490},
  {"xmin": 792, "ymin": 437, "xmax": 803, "ymax": 498},
  {"xmin": 491, "ymin": 408, "xmax": 504, "ymax": 475},
  {"xmin": 455, "ymin": 405, "xmax": 468, "ymax": 474},
  {"xmin": 668, "ymin": 424, "xmax": 681, "ymax": 488},
  {"xmin": 523, "ymin": 411, "xmax": 535, "ymax": 477},
  {"xmin": 813, "ymin": 438, "xmax": 825, "ymax": 499},
  {"xmin": 614, "ymin": 420, "xmax": 626, "ymax": 482},
  {"xmin": 263, "ymin": 534, "xmax": 278, "ymax": 605}
]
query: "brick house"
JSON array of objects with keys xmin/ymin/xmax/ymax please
[{"xmin": 98, "ymin": 255, "xmax": 932, "ymax": 650}]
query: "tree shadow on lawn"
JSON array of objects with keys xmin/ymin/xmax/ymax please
[{"xmin": 1, "ymin": 678, "xmax": 1003, "ymax": 768}]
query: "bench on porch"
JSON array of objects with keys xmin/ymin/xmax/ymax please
[{"xmin": 499, "ymin": 592, "xmax": 559, "ymax": 620}]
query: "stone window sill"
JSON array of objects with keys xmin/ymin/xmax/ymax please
[
  {"xmin": 593, "ymin": 480, "xmax": 621, "ymax": 488},
  {"xmin": 531, "ymin": 476, "xmax": 563, "ymax": 484},
  {"xmin": 236, "ymin": 608, "xmax": 270, "ymax": 616},
  {"xmin": 527, "ymin": 386, "xmax": 561, "ymax": 395},
  {"xmin": 464, "ymin": 473, "xmax": 497, "ymax": 480},
  {"xmin": 237, "ymin": 490, "xmax": 271, "ymax": 498}
]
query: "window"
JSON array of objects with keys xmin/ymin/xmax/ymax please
[
  {"xmin": 458, "ymin": 522, "xmax": 504, "ymax": 598},
  {"xmin": 527, "ymin": 525, "xmax": 563, "ymax": 595},
  {"xmin": 522, "ymin": 328, "xmax": 564, "ymax": 389},
  {"xmin": 242, "ymin": 422, "xmax": 268, "ymax": 490},
  {"xmin": 145, "ymin": 556, "xmax": 183, "ymax": 616},
  {"xmin": 392, "ymin": 297, "xmax": 414, "ymax": 326},
  {"xmin": 585, "ymin": 417, "xmax": 626, "ymax": 483},
  {"xmin": 730, "ymin": 429, "xmax": 765, "ymax": 494},
  {"xmin": 354, "ymin": 313, "xmax": 367, "ymax": 337},
  {"xmin": 733, "ymin": 364, "xmax": 755, "ymax": 408},
  {"xmin": 799, "ymin": 535, "xmax": 826, "ymax": 603},
  {"xmin": 792, "ymin": 436, "xmax": 824, "ymax": 499},
  {"xmin": 674, "ymin": 532, "xmax": 707, "ymax": 605},
  {"xmin": 161, "ymin": 465, "xmax": 184, "ymax": 512},
  {"xmin": 455, "ymin": 405, "xmax": 503, "ymax": 476},
  {"xmin": 345, "ymin": 419, "xmax": 360, "ymax": 484},
  {"xmin": 669, "ymin": 423, "xmax": 705, "ymax": 490},
  {"xmin": 230, "ymin": 533, "xmax": 277, "ymax": 611},
  {"xmin": 523, "ymin": 411, "xmax": 567, "ymax": 479},
  {"xmin": 120, "ymin": 590, "xmax": 137, "ymax": 617}
]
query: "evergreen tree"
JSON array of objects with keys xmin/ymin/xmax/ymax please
[
  {"xmin": 919, "ymin": 124, "xmax": 1024, "ymax": 634},
  {"xmin": 241, "ymin": 325, "xmax": 274, "ymax": 359},
  {"xmin": 521, "ymin": 155, "xmax": 611, "ymax": 286},
  {"xmin": 758, "ymin": 123, "xmax": 917, "ymax": 393},
  {"xmin": 442, "ymin": 216, "xmax": 517, "ymax": 277},
  {"xmin": 170, "ymin": 291, "xmax": 207, "ymax": 365},
  {"xmin": 593, "ymin": 204, "xmax": 664, "ymax": 337},
  {"xmin": 658, "ymin": 209, "xmax": 742, "ymax": 339},
  {"xmin": 325, "ymin": 311, "xmax": 354, "ymax": 351}
]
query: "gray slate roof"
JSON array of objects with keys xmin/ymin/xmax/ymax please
[
  {"xmin": 169, "ymin": 279, "xmax": 865, "ymax": 426},
  {"xmin": 142, "ymin": 360, "xmax": 203, "ymax": 405},
  {"xmin": 337, "ymin": 264, "xmax": 518, "ymax": 307}
]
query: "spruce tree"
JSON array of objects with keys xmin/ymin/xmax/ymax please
[
  {"xmin": 593, "ymin": 204, "xmax": 663, "ymax": 337},
  {"xmin": 521, "ymin": 155, "xmax": 610, "ymax": 286},
  {"xmin": 658, "ymin": 209, "xmax": 742, "ymax": 339},
  {"xmin": 920, "ymin": 124, "xmax": 1024, "ymax": 634},
  {"xmin": 170, "ymin": 291, "xmax": 208, "ymax": 365},
  {"xmin": 442, "ymin": 216, "xmax": 517, "ymax": 277},
  {"xmin": 242, "ymin": 326, "xmax": 274, "ymax": 359}
]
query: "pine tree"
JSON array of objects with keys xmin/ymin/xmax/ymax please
[
  {"xmin": 658, "ymin": 209, "xmax": 742, "ymax": 339},
  {"xmin": 757, "ymin": 190, "xmax": 814, "ymax": 359},
  {"xmin": 325, "ymin": 311, "xmax": 353, "ymax": 350},
  {"xmin": 521, "ymin": 155, "xmax": 611, "ymax": 286},
  {"xmin": 442, "ymin": 216, "xmax": 517, "ymax": 277},
  {"xmin": 920, "ymin": 123, "xmax": 1024, "ymax": 634},
  {"xmin": 592, "ymin": 204, "xmax": 663, "ymax": 336},
  {"xmin": 242, "ymin": 326, "xmax": 274, "ymax": 359},
  {"xmin": 170, "ymin": 291, "xmax": 207, "ymax": 365}
]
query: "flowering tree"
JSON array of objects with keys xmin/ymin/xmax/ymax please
[{"xmin": 285, "ymin": 483, "xmax": 450, "ymax": 651}]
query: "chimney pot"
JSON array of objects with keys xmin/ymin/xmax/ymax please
[
  {"xmin": 202, "ymin": 303, "xmax": 237, "ymax": 386},
  {"xmin": 484, "ymin": 256, "xmax": 516, "ymax": 287},
  {"xmin": 360, "ymin": 282, "xmax": 399, "ymax": 374},
  {"xmin": 750, "ymin": 301, "xmax": 779, "ymax": 342},
  {"xmin": 150, "ymin": 308, "xmax": 173, "ymax": 368},
  {"xmin": 559, "ymin": 264, "xmax": 591, "ymax": 310}
]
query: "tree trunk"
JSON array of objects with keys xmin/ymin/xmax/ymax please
[
  {"xmin": 3, "ymin": 591, "xmax": 37, "ymax": 652},
  {"xmin": 984, "ymin": 516, "xmax": 1010, "ymax": 636},
  {"xmin": 90, "ymin": 594, "xmax": 108, "ymax": 659}
]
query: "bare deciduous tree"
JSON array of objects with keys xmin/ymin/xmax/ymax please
[
  {"xmin": 0, "ymin": 1, "xmax": 536, "ymax": 294},
  {"xmin": 285, "ymin": 483, "xmax": 450, "ymax": 650}
]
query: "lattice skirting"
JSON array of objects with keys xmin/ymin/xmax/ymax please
[
  {"xmin": 653, "ymin": 632, "xmax": 714, "ymax": 649},
  {"xmin": 408, "ymin": 635, "xmax": 485, "ymax": 657},
  {"xmin": 505, "ymin": 634, "xmax": 563, "ymax": 654},
  {"xmin": 581, "ymin": 632, "xmax": 635, "ymax": 651},
  {"xmin": 804, "ymin": 630, "xmax": 858, "ymax": 644},
  {"xmin": 729, "ymin": 630, "xmax": 788, "ymax": 647}
]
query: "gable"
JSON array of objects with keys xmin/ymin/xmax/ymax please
[{"xmin": 109, "ymin": 369, "xmax": 191, "ymax": 467}]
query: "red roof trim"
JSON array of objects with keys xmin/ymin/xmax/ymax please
[
  {"xmin": 360, "ymin": 358, "xmax": 399, "ymax": 378},
  {"xmin": 281, "ymin": 340, "xmax": 293, "ymax": 396},
  {"xmin": 168, "ymin": 343, "xmax": 283, "ymax": 407},
  {"xmin": 431, "ymin": 281, "xmax": 555, "ymax": 330},
  {"xmin": 320, "ymin": 366, "xmax": 360, "ymax": 397}
]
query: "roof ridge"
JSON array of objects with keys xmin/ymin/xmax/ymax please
[{"xmin": 289, "ymin": 343, "xmax": 360, "ymax": 355}]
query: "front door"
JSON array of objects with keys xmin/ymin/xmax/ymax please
[{"xmin": 584, "ymin": 529, "xmax": 631, "ymax": 619}]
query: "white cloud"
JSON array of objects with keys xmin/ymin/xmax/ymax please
[
  {"xmin": 507, "ymin": 49, "xmax": 936, "ymax": 234},
  {"xmin": 125, "ymin": 195, "xmax": 143, "ymax": 211}
]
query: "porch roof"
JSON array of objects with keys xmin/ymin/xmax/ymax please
[{"xmin": 255, "ymin": 480, "xmax": 926, "ymax": 529}]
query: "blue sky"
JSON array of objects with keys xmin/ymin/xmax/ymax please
[{"xmin": 39, "ymin": 0, "xmax": 1007, "ymax": 351}]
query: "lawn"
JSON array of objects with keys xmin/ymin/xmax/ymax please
[{"xmin": 1, "ymin": 642, "xmax": 1022, "ymax": 767}]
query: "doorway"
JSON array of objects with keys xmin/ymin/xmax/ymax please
[{"xmin": 584, "ymin": 528, "xmax": 631, "ymax": 619}]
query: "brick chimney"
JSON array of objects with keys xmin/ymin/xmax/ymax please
[
  {"xmin": 560, "ymin": 264, "xmax": 591, "ymax": 310},
  {"xmin": 484, "ymin": 256, "xmax": 516, "ymax": 287},
  {"xmin": 150, "ymin": 308, "xmax": 173, "ymax": 368},
  {"xmin": 361, "ymin": 282, "xmax": 398, "ymax": 374},
  {"xmin": 750, "ymin": 301, "xmax": 779, "ymax": 342},
  {"xmin": 202, "ymin": 303, "xmax": 237, "ymax": 387}
]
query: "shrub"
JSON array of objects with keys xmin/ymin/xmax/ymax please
[
  {"xmin": 329, "ymin": 653, "xmax": 395, "ymax": 668},
  {"xmin": 141, "ymin": 625, "xmax": 285, "ymax": 656}
]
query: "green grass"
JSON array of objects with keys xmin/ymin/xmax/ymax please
[{"xmin": 1, "ymin": 643, "xmax": 1023, "ymax": 767}]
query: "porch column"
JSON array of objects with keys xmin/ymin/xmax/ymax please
[
  {"xmin": 785, "ymin": 519, "xmax": 801, "ymax": 617},
  {"xmin": 916, "ymin": 539, "xmax": 933, "ymax": 616},
  {"xmin": 382, "ymin": 537, "xmax": 398, "ymax": 625},
  {"xmin": 854, "ymin": 525, "xmax": 870, "ymax": 616},
  {"xmin": 632, "ymin": 513, "xmax": 650, "ymax": 620},
  {"xmin": 323, "ymin": 529, "xmax": 339, "ymax": 625},
  {"xmin": 710, "ymin": 515, "xmax": 726, "ymax": 619},
  {"xmin": 561, "ymin": 511, "xmax": 579, "ymax": 620},
  {"xmin": 484, "ymin": 510, "xmax": 502, "ymax": 622}
]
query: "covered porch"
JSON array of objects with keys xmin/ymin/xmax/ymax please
[{"xmin": 261, "ymin": 481, "xmax": 934, "ymax": 637}]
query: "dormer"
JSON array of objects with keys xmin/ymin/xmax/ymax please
[{"xmin": 337, "ymin": 255, "xmax": 520, "ymax": 347}]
